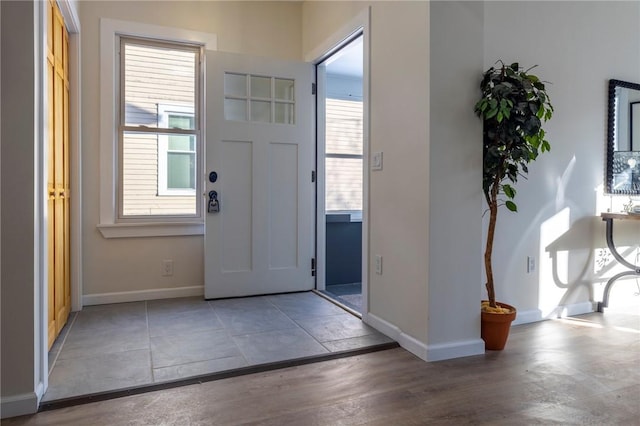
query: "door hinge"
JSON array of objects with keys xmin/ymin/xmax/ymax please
[
  {"xmin": 311, "ymin": 258, "xmax": 316, "ymax": 276},
  {"xmin": 312, "ymin": 83, "xmax": 317, "ymax": 95},
  {"xmin": 311, "ymin": 170, "xmax": 316, "ymax": 183}
]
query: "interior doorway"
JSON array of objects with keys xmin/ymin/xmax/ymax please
[{"xmin": 316, "ymin": 34, "xmax": 365, "ymax": 314}]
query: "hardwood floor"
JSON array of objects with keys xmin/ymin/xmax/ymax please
[{"xmin": 5, "ymin": 309, "xmax": 639, "ymax": 425}]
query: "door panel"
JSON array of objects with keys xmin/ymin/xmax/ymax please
[
  {"xmin": 47, "ymin": 0, "xmax": 71, "ymax": 349},
  {"xmin": 204, "ymin": 51, "xmax": 314, "ymax": 299}
]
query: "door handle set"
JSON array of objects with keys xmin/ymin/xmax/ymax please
[
  {"xmin": 207, "ymin": 190, "xmax": 220, "ymax": 213},
  {"xmin": 207, "ymin": 170, "xmax": 220, "ymax": 213}
]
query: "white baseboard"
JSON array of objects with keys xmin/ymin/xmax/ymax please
[
  {"xmin": 512, "ymin": 308, "xmax": 543, "ymax": 325},
  {"xmin": 426, "ymin": 339, "xmax": 485, "ymax": 362},
  {"xmin": 512, "ymin": 302, "xmax": 595, "ymax": 326},
  {"xmin": 0, "ymin": 392, "xmax": 39, "ymax": 419},
  {"xmin": 365, "ymin": 312, "xmax": 427, "ymax": 359},
  {"xmin": 83, "ymin": 285, "xmax": 204, "ymax": 306},
  {"xmin": 366, "ymin": 313, "xmax": 485, "ymax": 361},
  {"xmin": 553, "ymin": 302, "xmax": 595, "ymax": 318}
]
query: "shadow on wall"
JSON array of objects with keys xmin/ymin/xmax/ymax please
[{"xmin": 545, "ymin": 215, "xmax": 640, "ymax": 308}]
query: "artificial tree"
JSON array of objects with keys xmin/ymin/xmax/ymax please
[{"xmin": 474, "ymin": 61, "xmax": 554, "ymax": 311}]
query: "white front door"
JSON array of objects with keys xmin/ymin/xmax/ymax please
[{"xmin": 204, "ymin": 51, "xmax": 315, "ymax": 299}]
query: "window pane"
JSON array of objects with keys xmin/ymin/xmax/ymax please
[
  {"xmin": 225, "ymin": 73, "xmax": 246, "ymax": 97},
  {"xmin": 251, "ymin": 75, "xmax": 271, "ymax": 98},
  {"xmin": 275, "ymin": 102, "xmax": 294, "ymax": 124},
  {"xmin": 325, "ymin": 157, "xmax": 363, "ymax": 211},
  {"xmin": 325, "ymin": 98, "xmax": 363, "ymax": 155},
  {"xmin": 168, "ymin": 134, "xmax": 194, "ymax": 151},
  {"xmin": 275, "ymin": 78, "xmax": 294, "ymax": 101},
  {"xmin": 168, "ymin": 114, "xmax": 194, "ymax": 130},
  {"xmin": 123, "ymin": 41, "xmax": 196, "ymax": 128},
  {"xmin": 167, "ymin": 152, "xmax": 195, "ymax": 189},
  {"xmin": 225, "ymin": 98, "xmax": 246, "ymax": 121},
  {"xmin": 251, "ymin": 100, "xmax": 271, "ymax": 123},
  {"xmin": 121, "ymin": 131, "xmax": 196, "ymax": 216}
]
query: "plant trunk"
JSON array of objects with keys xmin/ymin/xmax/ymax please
[{"xmin": 484, "ymin": 177, "xmax": 500, "ymax": 308}]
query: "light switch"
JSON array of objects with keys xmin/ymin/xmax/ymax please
[{"xmin": 372, "ymin": 151, "xmax": 383, "ymax": 170}]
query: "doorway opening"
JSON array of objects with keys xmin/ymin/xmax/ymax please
[{"xmin": 316, "ymin": 34, "xmax": 364, "ymax": 314}]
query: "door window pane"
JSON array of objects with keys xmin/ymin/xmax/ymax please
[
  {"xmin": 275, "ymin": 78, "xmax": 294, "ymax": 101},
  {"xmin": 251, "ymin": 100, "xmax": 271, "ymax": 123},
  {"xmin": 275, "ymin": 102, "xmax": 294, "ymax": 124},
  {"xmin": 224, "ymin": 74, "xmax": 295, "ymax": 124},
  {"xmin": 251, "ymin": 76, "xmax": 271, "ymax": 98},
  {"xmin": 225, "ymin": 98, "xmax": 247, "ymax": 121},
  {"xmin": 225, "ymin": 73, "xmax": 246, "ymax": 97}
]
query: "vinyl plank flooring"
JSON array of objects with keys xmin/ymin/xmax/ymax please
[{"xmin": 8, "ymin": 308, "xmax": 640, "ymax": 425}]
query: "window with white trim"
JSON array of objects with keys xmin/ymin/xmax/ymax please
[
  {"xmin": 157, "ymin": 105, "xmax": 196, "ymax": 196},
  {"xmin": 119, "ymin": 36, "xmax": 201, "ymax": 218}
]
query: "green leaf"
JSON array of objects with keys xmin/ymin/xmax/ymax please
[
  {"xmin": 505, "ymin": 201, "xmax": 518, "ymax": 212},
  {"xmin": 497, "ymin": 111, "xmax": 504, "ymax": 122},
  {"xmin": 485, "ymin": 108, "xmax": 498, "ymax": 119},
  {"xmin": 503, "ymin": 184, "xmax": 516, "ymax": 199}
]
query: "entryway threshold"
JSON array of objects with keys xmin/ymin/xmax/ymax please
[{"xmin": 38, "ymin": 341, "xmax": 399, "ymax": 412}]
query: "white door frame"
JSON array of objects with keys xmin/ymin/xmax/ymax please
[
  {"xmin": 36, "ymin": 0, "xmax": 82, "ymax": 404},
  {"xmin": 307, "ymin": 8, "xmax": 370, "ymax": 319}
]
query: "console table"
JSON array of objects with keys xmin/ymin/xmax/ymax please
[{"xmin": 598, "ymin": 213, "xmax": 640, "ymax": 312}]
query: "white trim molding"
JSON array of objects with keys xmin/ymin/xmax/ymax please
[
  {"xmin": 512, "ymin": 308, "xmax": 543, "ymax": 325},
  {"xmin": 426, "ymin": 339, "xmax": 485, "ymax": 362},
  {"xmin": 365, "ymin": 313, "xmax": 429, "ymax": 361},
  {"xmin": 97, "ymin": 222, "xmax": 204, "ymax": 239},
  {"xmin": 99, "ymin": 19, "xmax": 216, "ymax": 238},
  {"xmin": 83, "ymin": 285, "xmax": 204, "ymax": 306},
  {"xmin": 0, "ymin": 392, "xmax": 40, "ymax": 419},
  {"xmin": 366, "ymin": 313, "xmax": 485, "ymax": 362}
]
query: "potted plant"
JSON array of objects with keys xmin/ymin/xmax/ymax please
[{"xmin": 474, "ymin": 61, "xmax": 554, "ymax": 350}]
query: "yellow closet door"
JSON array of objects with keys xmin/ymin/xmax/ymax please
[{"xmin": 47, "ymin": 0, "xmax": 71, "ymax": 350}]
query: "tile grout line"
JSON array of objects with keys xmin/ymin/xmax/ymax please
[
  {"xmin": 208, "ymin": 299, "xmax": 251, "ymax": 367},
  {"xmin": 145, "ymin": 300, "xmax": 155, "ymax": 383}
]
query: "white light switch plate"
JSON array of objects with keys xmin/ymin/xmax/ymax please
[{"xmin": 372, "ymin": 152, "xmax": 383, "ymax": 170}]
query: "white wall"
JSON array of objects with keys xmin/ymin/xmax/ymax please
[
  {"xmin": 427, "ymin": 1, "xmax": 485, "ymax": 359},
  {"xmin": 79, "ymin": 1, "xmax": 302, "ymax": 298},
  {"xmin": 483, "ymin": 1, "xmax": 640, "ymax": 320},
  {"xmin": 303, "ymin": 1, "xmax": 432, "ymax": 355}
]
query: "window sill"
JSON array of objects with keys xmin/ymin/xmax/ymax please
[{"xmin": 97, "ymin": 221, "xmax": 204, "ymax": 238}]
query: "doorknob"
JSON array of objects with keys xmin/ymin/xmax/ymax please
[{"xmin": 207, "ymin": 190, "xmax": 220, "ymax": 213}]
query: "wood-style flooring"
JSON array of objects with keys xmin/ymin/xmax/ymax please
[{"xmin": 5, "ymin": 304, "xmax": 639, "ymax": 425}]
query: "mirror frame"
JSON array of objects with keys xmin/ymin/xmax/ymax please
[{"xmin": 606, "ymin": 79, "xmax": 640, "ymax": 195}]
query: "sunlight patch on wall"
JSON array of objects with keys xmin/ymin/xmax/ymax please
[{"xmin": 539, "ymin": 207, "xmax": 570, "ymax": 317}]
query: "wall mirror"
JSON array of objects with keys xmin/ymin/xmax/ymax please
[{"xmin": 607, "ymin": 79, "xmax": 640, "ymax": 194}]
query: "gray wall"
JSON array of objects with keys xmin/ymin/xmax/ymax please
[{"xmin": 1, "ymin": 0, "xmax": 39, "ymax": 416}]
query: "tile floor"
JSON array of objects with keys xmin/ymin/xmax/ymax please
[
  {"xmin": 322, "ymin": 282, "xmax": 362, "ymax": 312},
  {"xmin": 45, "ymin": 291, "xmax": 393, "ymax": 402}
]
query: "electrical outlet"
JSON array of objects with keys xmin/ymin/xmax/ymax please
[
  {"xmin": 162, "ymin": 259, "xmax": 174, "ymax": 276},
  {"xmin": 527, "ymin": 256, "xmax": 535, "ymax": 273},
  {"xmin": 375, "ymin": 255, "xmax": 383, "ymax": 275}
]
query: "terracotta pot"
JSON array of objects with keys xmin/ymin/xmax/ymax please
[{"xmin": 481, "ymin": 301, "xmax": 517, "ymax": 350}]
